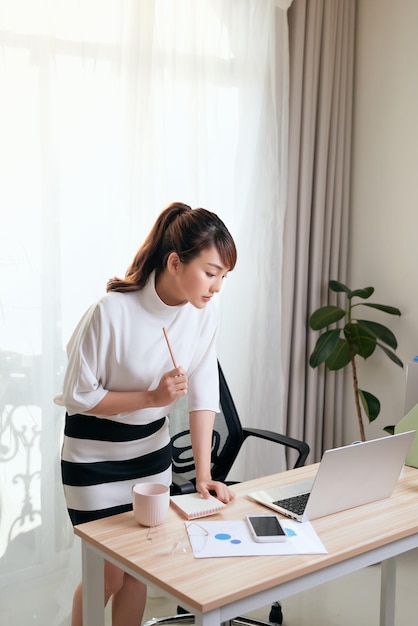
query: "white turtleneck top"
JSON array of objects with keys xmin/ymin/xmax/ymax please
[{"xmin": 62, "ymin": 271, "xmax": 220, "ymax": 423}]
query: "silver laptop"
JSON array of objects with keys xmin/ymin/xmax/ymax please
[{"xmin": 248, "ymin": 431, "xmax": 415, "ymax": 523}]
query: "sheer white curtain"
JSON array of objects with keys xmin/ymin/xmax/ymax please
[{"xmin": 0, "ymin": 1, "xmax": 291, "ymax": 623}]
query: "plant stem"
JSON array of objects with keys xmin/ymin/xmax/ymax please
[
  {"xmin": 350, "ymin": 354, "xmax": 366, "ymax": 442},
  {"xmin": 347, "ymin": 297, "xmax": 366, "ymax": 442}
]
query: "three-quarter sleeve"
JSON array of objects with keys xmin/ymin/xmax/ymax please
[
  {"xmin": 187, "ymin": 311, "xmax": 220, "ymax": 414},
  {"xmin": 62, "ymin": 302, "xmax": 108, "ymax": 415}
]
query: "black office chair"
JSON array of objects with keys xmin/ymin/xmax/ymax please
[{"xmin": 143, "ymin": 362, "xmax": 309, "ymax": 626}]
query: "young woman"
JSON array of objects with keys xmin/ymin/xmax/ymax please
[{"xmin": 60, "ymin": 202, "xmax": 237, "ymax": 626}]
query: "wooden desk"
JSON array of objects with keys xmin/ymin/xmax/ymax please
[{"xmin": 75, "ymin": 464, "xmax": 418, "ymax": 626}]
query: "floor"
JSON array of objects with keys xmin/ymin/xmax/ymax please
[{"xmin": 128, "ymin": 547, "xmax": 418, "ymax": 626}]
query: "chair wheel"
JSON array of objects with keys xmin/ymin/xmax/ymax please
[{"xmin": 268, "ymin": 602, "xmax": 283, "ymax": 625}]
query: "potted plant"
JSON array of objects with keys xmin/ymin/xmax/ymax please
[{"xmin": 309, "ymin": 280, "xmax": 403, "ymax": 442}]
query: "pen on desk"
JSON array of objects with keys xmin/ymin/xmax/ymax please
[{"xmin": 162, "ymin": 327, "xmax": 178, "ymax": 368}]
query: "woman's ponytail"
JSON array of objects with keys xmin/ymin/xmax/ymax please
[{"xmin": 107, "ymin": 202, "xmax": 236, "ymax": 293}]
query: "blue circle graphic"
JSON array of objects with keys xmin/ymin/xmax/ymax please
[
  {"xmin": 285, "ymin": 528, "xmax": 296, "ymax": 537},
  {"xmin": 214, "ymin": 533, "xmax": 242, "ymax": 544}
]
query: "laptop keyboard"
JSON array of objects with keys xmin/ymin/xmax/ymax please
[{"xmin": 273, "ymin": 492, "xmax": 310, "ymax": 516}]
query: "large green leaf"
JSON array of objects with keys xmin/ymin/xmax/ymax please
[
  {"xmin": 377, "ymin": 343, "xmax": 404, "ymax": 368},
  {"xmin": 309, "ymin": 306, "xmax": 346, "ymax": 330},
  {"xmin": 361, "ymin": 303, "xmax": 401, "ymax": 316},
  {"xmin": 328, "ymin": 280, "xmax": 374, "ymax": 300},
  {"xmin": 358, "ymin": 389, "xmax": 380, "ymax": 422},
  {"xmin": 344, "ymin": 322, "xmax": 376, "ymax": 359},
  {"xmin": 329, "ymin": 280, "xmax": 350, "ymax": 294},
  {"xmin": 347, "ymin": 287, "xmax": 374, "ymax": 299},
  {"xmin": 356, "ymin": 320, "xmax": 398, "ymax": 349},
  {"xmin": 325, "ymin": 338, "xmax": 352, "ymax": 370},
  {"xmin": 309, "ymin": 329, "xmax": 341, "ymax": 367}
]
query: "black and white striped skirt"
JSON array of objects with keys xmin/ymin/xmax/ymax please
[{"xmin": 61, "ymin": 413, "xmax": 172, "ymax": 526}]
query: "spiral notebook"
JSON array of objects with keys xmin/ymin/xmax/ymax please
[{"xmin": 170, "ymin": 493, "xmax": 226, "ymax": 520}]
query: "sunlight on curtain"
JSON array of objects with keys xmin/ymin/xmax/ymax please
[{"xmin": 0, "ymin": 1, "xmax": 290, "ymax": 623}]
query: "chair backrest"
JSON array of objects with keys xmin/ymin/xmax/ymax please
[{"xmin": 169, "ymin": 362, "xmax": 244, "ymax": 485}]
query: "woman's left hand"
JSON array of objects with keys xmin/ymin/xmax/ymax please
[{"xmin": 196, "ymin": 479, "xmax": 235, "ymax": 503}]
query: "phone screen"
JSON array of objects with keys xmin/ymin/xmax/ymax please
[{"xmin": 248, "ymin": 515, "xmax": 286, "ymax": 537}]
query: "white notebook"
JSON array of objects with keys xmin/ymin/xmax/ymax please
[{"xmin": 170, "ymin": 493, "xmax": 226, "ymax": 520}]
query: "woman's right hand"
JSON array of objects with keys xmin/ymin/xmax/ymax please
[{"xmin": 152, "ymin": 367, "xmax": 188, "ymax": 406}]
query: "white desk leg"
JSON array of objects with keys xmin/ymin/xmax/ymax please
[
  {"xmin": 82, "ymin": 541, "xmax": 105, "ymax": 626},
  {"xmin": 194, "ymin": 608, "xmax": 221, "ymax": 626},
  {"xmin": 380, "ymin": 557, "xmax": 396, "ymax": 626}
]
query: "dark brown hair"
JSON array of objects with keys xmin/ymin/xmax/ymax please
[{"xmin": 106, "ymin": 202, "xmax": 237, "ymax": 292}]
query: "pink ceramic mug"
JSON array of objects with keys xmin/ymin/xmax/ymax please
[{"xmin": 132, "ymin": 483, "xmax": 170, "ymax": 527}]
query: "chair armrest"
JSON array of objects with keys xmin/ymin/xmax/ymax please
[
  {"xmin": 170, "ymin": 472, "xmax": 197, "ymax": 495},
  {"xmin": 241, "ymin": 427, "xmax": 310, "ymax": 468}
]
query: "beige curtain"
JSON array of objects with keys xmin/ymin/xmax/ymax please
[{"xmin": 282, "ymin": 0, "xmax": 356, "ymax": 462}]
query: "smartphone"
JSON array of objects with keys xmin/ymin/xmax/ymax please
[{"xmin": 246, "ymin": 514, "xmax": 287, "ymax": 543}]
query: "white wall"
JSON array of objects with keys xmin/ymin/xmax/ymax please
[{"xmin": 345, "ymin": 0, "xmax": 418, "ymax": 442}]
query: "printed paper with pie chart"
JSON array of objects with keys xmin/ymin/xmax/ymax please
[{"xmin": 186, "ymin": 519, "xmax": 327, "ymax": 558}]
